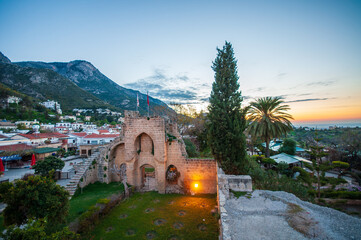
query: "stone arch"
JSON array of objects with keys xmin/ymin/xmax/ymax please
[
  {"xmin": 109, "ymin": 142, "xmax": 125, "ymax": 166},
  {"xmin": 166, "ymin": 164, "xmax": 180, "ymax": 185},
  {"xmin": 134, "ymin": 132, "xmax": 154, "ymax": 155},
  {"xmin": 140, "ymin": 163, "xmax": 157, "ymax": 191}
]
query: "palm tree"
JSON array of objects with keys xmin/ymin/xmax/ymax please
[{"xmin": 247, "ymin": 97, "xmax": 293, "ymax": 157}]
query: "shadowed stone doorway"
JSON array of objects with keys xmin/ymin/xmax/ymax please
[{"xmin": 141, "ymin": 164, "xmax": 156, "ymax": 191}]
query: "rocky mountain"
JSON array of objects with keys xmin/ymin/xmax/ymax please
[
  {"xmin": 0, "ymin": 52, "xmax": 11, "ymax": 64},
  {"xmin": 15, "ymin": 60, "xmax": 175, "ymax": 116},
  {"xmin": 0, "ymin": 56, "xmax": 115, "ymax": 111}
]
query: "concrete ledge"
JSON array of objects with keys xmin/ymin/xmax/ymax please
[{"xmin": 217, "ymin": 165, "xmax": 252, "ymax": 240}]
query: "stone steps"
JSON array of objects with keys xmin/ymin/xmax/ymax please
[{"xmin": 65, "ymin": 151, "xmax": 100, "ymax": 197}]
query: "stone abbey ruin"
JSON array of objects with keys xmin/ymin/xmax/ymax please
[{"xmin": 77, "ymin": 111, "xmax": 217, "ymax": 194}]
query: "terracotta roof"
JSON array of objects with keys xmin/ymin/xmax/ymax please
[
  {"xmin": 0, "ymin": 143, "xmax": 33, "ymax": 152},
  {"xmin": 84, "ymin": 134, "xmax": 119, "ymax": 139},
  {"xmin": 70, "ymin": 132, "xmax": 87, "ymax": 137},
  {"xmin": 98, "ymin": 130, "xmax": 110, "ymax": 134},
  {"xmin": 18, "ymin": 133, "xmax": 69, "ymax": 139}
]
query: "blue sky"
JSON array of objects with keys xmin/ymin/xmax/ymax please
[{"xmin": 1, "ymin": 0, "xmax": 360, "ymax": 122}]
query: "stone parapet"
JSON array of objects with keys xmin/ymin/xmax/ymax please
[{"xmin": 217, "ymin": 165, "xmax": 252, "ymax": 240}]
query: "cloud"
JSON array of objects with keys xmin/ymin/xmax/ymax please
[
  {"xmin": 297, "ymin": 93, "xmax": 313, "ymax": 96},
  {"xmin": 276, "ymin": 72, "xmax": 287, "ymax": 78},
  {"xmin": 156, "ymin": 89, "xmax": 198, "ymax": 101},
  {"xmin": 249, "ymin": 87, "xmax": 266, "ymax": 92},
  {"xmin": 285, "ymin": 98, "xmax": 329, "ymax": 103},
  {"xmin": 307, "ymin": 79, "xmax": 337, "ymax": 87},
  {"xmin": 242, "ymin": 96, "xmax": 253, "ymax": 100},
  {"xmin": 124, "ymin": 68, "xmax": 211, "ymax": 105},
  {"xmin": 275, "ymin": 94, "xmax": 289, "ymax": 99},
  {"xmin": 125, "ymin": 81, "xmax": 163, "ymax": 91}
]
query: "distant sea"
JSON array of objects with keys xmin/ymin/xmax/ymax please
[{"xmin": 293, "ymin": 120, "xmax": 361, "ymax": 129}]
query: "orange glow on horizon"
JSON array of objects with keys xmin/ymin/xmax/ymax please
[{"xmin": 288, "ymin": 99, "xmax": 361, "ymax": 123}]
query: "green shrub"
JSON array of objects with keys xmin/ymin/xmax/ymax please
[
  {"xmin": 0, "ymin": 175, "xmax": 69, "ymax": 227},
  {"xmin": 32, "ymin": 156, "xmax": 65, "ymax": 177},
  {"xmin": 96, "ymin": 198, "xmax": 110, "ymax": 205},
  {"xmin": 261, "ymin": 157, "xmax": 276, "ymax": 165},
  {"xmin": 278, "ymin": 138, "xmax": 296, "ymax": 155},
  {"xmin": 0, "ymin": 219, "xmax": 80, "ymax": 240},
  {"xmin": 277, "ymin": 161, "xmax": 291, "ymax": 176},
  {"xmin": 310, "ymin": 191, "xmax": 361, "ymax": 199},
  {"xmin": 183, "ymin": 138, "xmax": 200, "ymax": 158},
  {"xmin": 247, "ymin": 157, "xmax": 311, "ymax": 200},
  {"xmin": 332, "ymin": 161, "xmax": 350, "ymax": 169},
  {"xmin": 292, "ymin": 166, "xmax": 312, "ymax": 187}
]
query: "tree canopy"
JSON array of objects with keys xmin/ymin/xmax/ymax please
[
  {"xmin": 208, "ymin": 41, "xmax": 247, "ymax": 174},
  {"xmin": 247, "ymin": 97, "xmax": 293, "ymax": 157},
  {"xmin": 0, "ymin": 175, "xmax": 69, "ymax": 226},
  {"xmin": 279, "ymin": 138, "xmax": 297, "ymax": 155},
  {"xmin": 32, "ymin": 155, "xmax": 65, "ymax": 177}
]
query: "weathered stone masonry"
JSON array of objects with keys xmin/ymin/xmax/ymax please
[{"xmin": 91, "ymin": 111, "xmax": 217, "ymax": 194}]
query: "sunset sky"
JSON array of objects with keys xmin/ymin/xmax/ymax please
[{"xmin": 0, "ymin": 0, "xmax": 360, "ymax": 124}]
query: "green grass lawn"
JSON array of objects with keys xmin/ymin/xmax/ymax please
[
  {"xmin": 88, "ymin": 192, "xmax": 219, "ymax": 240},
  {"xmin": 67, "ymin": 182, "xmax": 124, "ymax": 223}
]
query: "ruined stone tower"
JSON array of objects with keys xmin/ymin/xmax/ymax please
[{"xmin": 100, "ymin": 111, "xmax": 217, "ymax": 194}]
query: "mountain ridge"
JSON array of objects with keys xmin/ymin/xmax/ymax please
[
  {"xmin": 15, "ymin": 60, "xmax": 174, "ymax": 116},
  {"xmin": 0, "ymin": 55, "xmax": 118, "ymax": 111}
]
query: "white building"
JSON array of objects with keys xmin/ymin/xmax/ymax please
[
  {"xmin": 0, "ymin": 121, "xmax": 17, "ymax": 129},
  {"xmin": 15, "ymin": 119, "xmax": 39, "ymax": 128},
  {"xmin": 82, "ymin": 134, "xmax": 119, "ymax": 145},
  {"xmin": 56, "ymin": 122, "xmax": 71, "ymax": 128},
  {"xmin": 83, "ymin": 123, "xmax": 97, "ymax": 130},
  {"xmin": 7, "ymin": 96, "xmax": 22, "ymax": 104},
  {"xmin": 64, "ymin": 115, "xmax": 76, "ymax": 121},
  {"xmin": 40, "ymin": 100, "xmax": 62, "ymax": 114},
  {"xmin": 71, "ymin": 122, "xmax": 84, "ymax": 130},
  {"xmin": 68, "ymin": 132, "xmax": 87, "ymax": 147},
  {"xmin": 40, "ymin": 123, "xmax": 55, "ymax": 130}
]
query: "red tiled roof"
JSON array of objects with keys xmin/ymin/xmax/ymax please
[
  {"xmin": 0, "ymin": 143, "xmax": 33, "ymax": 152},
  {"xmin": 84, "ymin": 134, "xmax": 119, "ymax": 139},
  {"xmin": 18, "ymin": 133, "xmax": 69, "ymax": 139},
  {"xmin": 70, "ymin": 132, "xmax": 87, "ymax": 137},
  {"xmin": 98, "ymin": 130, "xmax": 110, "ymax": 134}
]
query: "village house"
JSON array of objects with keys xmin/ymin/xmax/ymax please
[
  {"xmin": 10, "ymin": 132, "xmax": 69, "ymax": 151},
  {"xmin": 67, "ymin": 132, "xmax": 87, "ymax": 147},
  {"xmin": 79, "ymin": 133, "xmax": 119, "ymax": 157},
  {"xmin": 6, "ymin": 96, "xmax": 22, "ymax": 105},
  {"xmin": 15, "ymin": 119, "xmax": 39, "ymax": 128},
  {"xmin": 0, "ymin": 121, "xmax": 17, "ymax": 130},
  {"xmin": 71, "ymin": 122, "xmax": 84, "ymax": 130},
  {"xmin": 40, "ymin": 100, "xmax": 62, "ymax": 114},
  {"xmin": 40, "ymin": 123, "xmax": 55, "ymax": 131}
]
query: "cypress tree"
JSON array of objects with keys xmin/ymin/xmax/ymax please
[{"xmin": 208, "ymin": 41, "xmax": 247, "ymax": 174}]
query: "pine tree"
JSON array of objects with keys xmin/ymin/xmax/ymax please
[
  {"xmin": 305, "ymin": 132, "xmax": 330, "ymax": 198},
  {"xmin": 208, "ymin": 41, "xmax": 247, "ymax": 174}
]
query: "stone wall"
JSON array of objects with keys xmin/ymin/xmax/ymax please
[
  {"xmin": 183, "ymin": 158, "xmax": 217, "ymax": 194},
  {"xmin": 217, "ymin": 166, "xmax": 252, "ymax": 240},
  {"xmin": 82, "ymin": 111, "xmax": 219, "ymax": 195}
]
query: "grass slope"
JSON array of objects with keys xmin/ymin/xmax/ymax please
[
  {"xmin": 67, "ymin": 182, "xmax": 124, "ymax": 223},
  {"xmin": 89, "ymin": 191, "xmax": 219, "ymax": 240}
]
